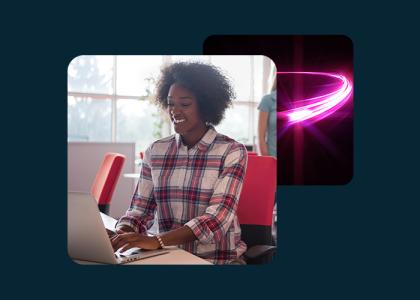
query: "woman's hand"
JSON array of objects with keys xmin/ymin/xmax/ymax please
[
  {"xmin": 115, "ymin": 225, "xmax": 134, "ymax": 234},
  {"xmin": 110, "ymin": 232, "xmax": 160, "ymax": 252},
  {"xmin": 107, "ymin": 225, "xmax": 133, "ymax": 239},
  {"xmin": 106, "ymin": 229, "xmax": 117, "ymax": 238}
]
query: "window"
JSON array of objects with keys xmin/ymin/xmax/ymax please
[
  {"xmin": 116, "ymin": 99, "xmax": 162, "ymax": 153},
  {"xmin": 216, "ymin": 103, "xmax": 252, "ymax": 144},
  {"xmin": 68, "ymin": 96, "xmax": 112, "ymax": 141},
  {"xmin": 68, "ymin": 56, "xmax": 114, "ymax": 94},
  {"xmin": 116, "ymin": 56, "xmax": 163, "ymax": 96},
  {"xmin": 68, "ymin": 55, "xmax": 275, "ymax": 155}
]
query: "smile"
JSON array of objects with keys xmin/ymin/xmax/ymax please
[{"xmin": 173, "ymin": 118, "xmax": 186, "ymax": 124}]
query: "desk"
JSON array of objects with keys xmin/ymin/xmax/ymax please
[{"xmin": 75, "ymin": 247, "xmax": 212, "ymax": 265}]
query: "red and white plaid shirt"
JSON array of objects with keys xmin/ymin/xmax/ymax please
[{"xmin": 117, "ymin": 127, "xmax": 248, "ymax": 264}]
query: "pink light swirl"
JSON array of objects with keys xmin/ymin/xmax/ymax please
[{"xmin": 277, "ymin": 72, "xmax": 353, "ymax": 124}]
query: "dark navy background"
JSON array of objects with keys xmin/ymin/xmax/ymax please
[{"xmin": 2, "ymin": 1, "xmax": 419, "ymax": 299}]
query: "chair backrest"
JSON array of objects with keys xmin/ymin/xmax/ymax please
[
  {"xmin": 90, "ymin": 152, "xmax": 126, "ymax": 206},
  {"xmin": 238, "ymin": 155, "xmax": 276, "ymax": 226},
  {"xmin": 237, "ymin": 155, "xmax": 277, "ymax": 246}
]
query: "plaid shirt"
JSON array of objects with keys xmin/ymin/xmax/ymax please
[{"xmin": 117, "ymin": 127, "xmax": 247, "ymax": 264}]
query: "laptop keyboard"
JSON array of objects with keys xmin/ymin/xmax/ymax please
[{"xmin": 115, "ymin": 249, "xmax": 141, "ymax": 258}]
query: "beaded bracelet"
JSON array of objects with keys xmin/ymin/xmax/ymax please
[{"xmin": 156, "ymin": 235, "xmax": 165, "ymax": 248}]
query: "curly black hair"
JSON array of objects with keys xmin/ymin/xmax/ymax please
[{"xmin": 155, "ymin": 61, "xmax": 235, "ymax": 126}]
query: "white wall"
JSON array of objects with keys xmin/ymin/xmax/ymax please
[{"xmin": 68, "ymin": 142, "xmax": 136, "ymax": 218}]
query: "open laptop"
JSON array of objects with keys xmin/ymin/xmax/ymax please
[{"xmin": 68, "ymin": 192, "xmax": 168, "ymax": 264}]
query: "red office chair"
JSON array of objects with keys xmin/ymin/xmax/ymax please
[
  {"xmin": 247, "ymin": 151, "xmax": 258, "ymax": 156},
  {"xmin": 237, "ymin": 155, "xmax": 277, "ymax": 264},
  {"xmin": 90, "ymin": 152, "xmax": 126, "ymax": 215}
]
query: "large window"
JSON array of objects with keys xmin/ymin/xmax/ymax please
[
  {"xmin": 68, "ymin": 55, "xmax": 275, "ymax": 155},
  {"xmin": 68, "ymin": 96, "xmax": 112, "ymax": 141}
]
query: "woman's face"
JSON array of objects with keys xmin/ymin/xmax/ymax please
[{"xmin": 167, "ymin": 83, "xmax": 206, "ymax": 136}]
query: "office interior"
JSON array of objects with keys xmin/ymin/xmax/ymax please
[{"xmin": 68, "ymin": 55, "xmax": 277, "ymax": 263}]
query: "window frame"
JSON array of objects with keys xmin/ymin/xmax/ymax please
[{"xmin": 67, "ymin": 55, "xmax": 275, "ymax": 146}]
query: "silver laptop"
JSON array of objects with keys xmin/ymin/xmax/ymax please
[{"xmin": 68, "ymin": 192, "xmax": 168, "ymax": 264}]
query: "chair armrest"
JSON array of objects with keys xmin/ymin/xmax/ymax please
[{"xmin": 244, "ymin": 245, "xmax": 277, "ymax": 260}]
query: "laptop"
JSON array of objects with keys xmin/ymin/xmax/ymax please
[{"xmin": 68, "ymin": 192, "xmax": 169, "ymax": 264}]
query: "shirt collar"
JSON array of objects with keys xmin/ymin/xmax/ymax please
[{"xmin": 175, "ymin": 126, "xmax": 218, "ymax": 152}]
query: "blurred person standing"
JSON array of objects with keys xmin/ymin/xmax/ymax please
[{"xmin": 258, "ymin": 78, "xmax": 277, "ymax": 157}]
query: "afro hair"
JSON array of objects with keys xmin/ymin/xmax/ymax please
[{"xmin": 155, "ymin": 61, "xmax": 235, "ymax": 126}]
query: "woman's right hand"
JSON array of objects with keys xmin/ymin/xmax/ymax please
[
  {"xmin": 107, "ymin": 225, "xmax": 134, "ymax": 239},
  {"xmin": 106, "ymin": 229, "xmax": 117, "ymax": 238},
  {"xmin": 116, "ymin": 225, "xmax": 134, "ymax": 234}
]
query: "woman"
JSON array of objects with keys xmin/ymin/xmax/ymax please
[
  {"xmin": 110, "ymin": 62, "xmax": 248, "ymax": 264},
  {"xmin": 257, "ymin": 78, "xmax": 277, "ymax": 157}
]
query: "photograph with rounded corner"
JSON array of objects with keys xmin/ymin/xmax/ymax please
[
  {"xmin": 204, "ymin": 35, "xmax": 354, "ymax": 185},
  {"xmin": 68, "ymin": 55, "xmax": 277, "ymax": 265}
]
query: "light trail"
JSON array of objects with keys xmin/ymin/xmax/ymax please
[{"xmin": 277, "ymin": 72, "xmax": 353, "ymax": 124}]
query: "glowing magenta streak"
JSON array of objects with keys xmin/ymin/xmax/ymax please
[{"xmin": 277, "ymin": 72, "xmax": 353, "ymax": 124}]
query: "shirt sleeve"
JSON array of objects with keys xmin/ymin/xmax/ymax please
[
  {"xmin": 257, "ymin": 94, "xmax": 273, "ymax": 112},
  {"xmin": 185, "ymin": 143, "xmax": 248, "ymax": 244},
  {"xmin": 116, "ymin": 146, "xmax": 156, "ymax": 234}
]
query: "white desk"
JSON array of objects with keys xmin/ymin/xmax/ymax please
[
  {"xmin": 132, "ymin": 248, "xmax": 211, "ymax": 265},
  {"xmin": 75, "ymin": 247, "xmax": 212, "ymax": 265}
]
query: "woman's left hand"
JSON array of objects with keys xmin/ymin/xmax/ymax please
[{"xmin": 110, "ymin": 232, "xmax": 160, "ymax": 252}]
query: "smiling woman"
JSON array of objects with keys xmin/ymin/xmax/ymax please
[
  {"xmin": 167, "ymin": 84, "xmax": 206, "ymax": 147},
  {"xmin": 113, "ymin": 62, "xmax": 249, "ymax": 264}
]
